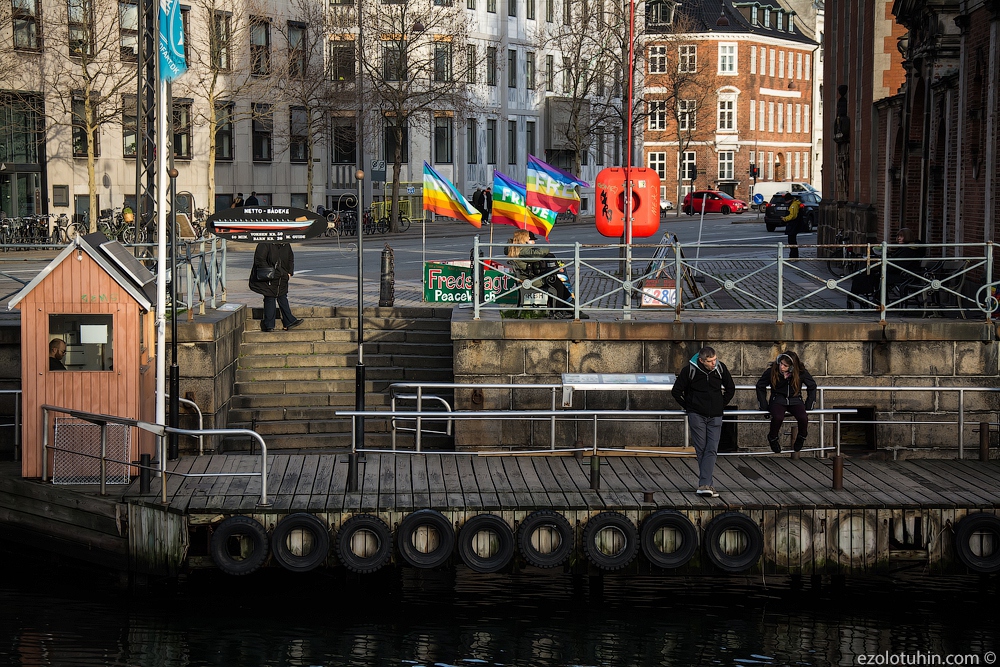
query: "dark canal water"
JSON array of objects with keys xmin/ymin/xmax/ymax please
[{"xmin": 2, "ymin": 547, "xmax": 998, "ymax": 667}]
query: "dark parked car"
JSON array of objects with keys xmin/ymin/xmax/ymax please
[
  {"xmin": 764, "ymin": 191, "xmax": 820, "ymax": 232},
  {"xmin": 681, "ymin": 190, "xmax": 748, "ymax": 215}
]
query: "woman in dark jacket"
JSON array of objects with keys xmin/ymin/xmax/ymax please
[
  {"xmin": 756, "ymin": 350, "xmax": 817, "ymax": 453},
  {"xmin": 248, "ymin": 242, "xmax": 303, "ymax": 332}
]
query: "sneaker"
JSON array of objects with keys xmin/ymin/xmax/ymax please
[
  {"xmin": 696, "ymin": 485, "xmax": 719, "ymax": 498},
  {"xmin": 283, "ymin": 318, "xmax": 304, "ymax": 331},
  {"xmin": 767, "ymin": 436, "xmax": 782, "ymax": 454},
  {"xmin": 793, "ymin": 435, "xmax": 806, "ymax": 452}
]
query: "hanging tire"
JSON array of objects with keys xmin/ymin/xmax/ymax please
[
  {"xmin": 210, "ymin": 516, "xmax": 270, "ymax": 576},
  {"xmin": 335, "ymin": 514, "xmax": 393, "ymax": 574},
  {"xmin": 954, "ymin": 513, "xmax": 1000, "ymax": 574},
  {"xmin": 703, "ymin": 512, "xmax": 763, "ymax": 573},
  {"xmin": 641, "ymin": 510, "xmax": 699, "ymax": 569},
  {"xmin": 583, "ymin": 512, "xmax": 639, "ymax": 571},
  {"xmin": 271, "ymin": 513, "xmax": 331, "ymax": 573},
  {"xmin": 397, "ymin": 509, "xmax": 455, "ymax": 569},
  {"xmin": 458, "ymin": 514, "xmax": 515, "ymax": 573},
  {"xmin": 518, "ymin": 510, "xmax": 574, "ymax": 568}
]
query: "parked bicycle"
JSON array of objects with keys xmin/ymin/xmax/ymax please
[
  {"xmin": 50, "ymin": 213, "xmax": 85, "ymax": 244},
  {"xmin": 826, "ymin": 229, "xmax": 870, "ymax": 278}
]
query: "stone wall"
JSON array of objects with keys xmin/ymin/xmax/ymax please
[{"xmin": 451, "ymin": 312, "xmax": 1000, "ymax": 457}]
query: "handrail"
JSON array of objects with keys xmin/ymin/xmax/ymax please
[
  {"xmin": 165, "ymin": 394, "xmax": 205, "ymax": 454},
  {"xmin": 40, "ymin": 404, "xmax": 270, "ymax": 506}
]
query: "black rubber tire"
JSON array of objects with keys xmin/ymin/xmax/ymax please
[
  {"xmin": 703, "ymin": 512, "xmax": 764, "ymax": 573},
  {"xmin": 458, "ymin": 514, "xmax": 515, "ymax": 573},
  {"xmin": 210, "ymin": 516, "xmax": 270, "ymax": 576},
  {"xmin": 335, "ymin": 514, "xmax": 393, "ymax": 574},
  {"xmin": 766, "ymin": 222, "xmax": 777, "ymax": 232},
  {"xmin": 827, "ymin": 252, "xmax": 847, "ymax": 278},
  {"xmin": 271, "ymin": 513, "xmax": 331, "ymax": 573},
  {"xmin": 397, "ymin": 509, "xmax": 455, "ymax": 569},
  {"xmin": 954, "ymin": 513, "xmax": 1000, "ymax": 574},
  {"xmin": 721, "ymin": 206, "xmax": 731, "ymax": 215},
  {"xmin": 518, "ymin": 510, "xmax": 574, "ymax": 568},
  {"xmin": 582, "ymin": 512, "xmax": 639, "ymax": 571},
  {"xmin": 641, "ymin": 510, "xmax": 699, "ymax": 569}
]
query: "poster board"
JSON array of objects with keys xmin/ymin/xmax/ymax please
[
  {"xmin": 640, "ymin": 279, "xmax": 677, "ymax": 308},
  {"xmin": 423, "ymin": 260, "xmax": 520, "ymax": 304}
]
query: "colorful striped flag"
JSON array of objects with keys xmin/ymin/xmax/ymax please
[
  {"xmin": 491, "ymin": 172, "xmax": 558, "ymax": 239},
  {"xmin": 526, "ymin": 154, "xmax": 589, "ymax": 214},
  {"xmin": 422, "ymin": 162, "xmax": 482, "ymax": 228}
]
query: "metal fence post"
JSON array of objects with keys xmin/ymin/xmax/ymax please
[
  {"xmin": 776, "ymin": 243, "xmax": 784, "ymax": 323},
  {"xmin": 832, "ymin": 414, "xmax": 844, "ymax": 490}
]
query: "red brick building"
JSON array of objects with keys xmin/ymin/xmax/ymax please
[
  {"xmin": 642, "ymin": 0, "xmax": 819, "ymax": 207},
  {"xmin": 822, "ymin": 0, "xmax": 998, "ymax": 257}
]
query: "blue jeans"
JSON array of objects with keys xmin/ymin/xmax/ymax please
[
  {"xmin": 688, "ymin": 412, "xmax": 723, "ymax": 487},
  {"xmin": 262, "ymin": 294, "xmax": 294, "ymax": 330}
]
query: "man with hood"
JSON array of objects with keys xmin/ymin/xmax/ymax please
[{"xmin": 670, "ymin": 346, "xmax": 736, "ymax": 498}]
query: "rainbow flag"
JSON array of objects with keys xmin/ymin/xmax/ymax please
[
  {"xmin": 492, "ymin": 172, "xmax": 558, "ymax": 238},
  {"xmin": 422, "ymin": 162, "xmax": 482, "ymax": 228},
  {"xmin": 526, "ymin": 154, "xmax": 589, "ymax": 214}
]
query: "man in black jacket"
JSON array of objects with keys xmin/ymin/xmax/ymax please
[
  {"xmin": 248, "ymin": 243, "xmax": 304, "ymax": 332},
  {"xmin": 671, "ymin": 346, "xmax": 736, "ymax": 498}
]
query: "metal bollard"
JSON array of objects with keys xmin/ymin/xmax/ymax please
[
  {"xmin": 981, "ymin": 421, "xmax": 990, "ymax": 462},
  {"xmin": 590, "ymin": 455, "xmax": 601, "ymax": 490},
  {"xmin": 379, "ymin": 244, "xmax": 394, "ymax": 307},
  {"xmin": 832, "ymin": 455, "xmax": 844, "ymax": 490}
]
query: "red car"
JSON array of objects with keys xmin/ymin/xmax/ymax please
[{"xmin": 682, "ymin": 190, "xmax": 748, "ymax": 215}]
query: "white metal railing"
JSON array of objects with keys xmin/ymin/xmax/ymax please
[
  {"xmin": 40, "ymin": 404, "xmax": 271, "ymax": 506},
  {"xmin": 471, "ymin": 237, "xmax": 999, "ymax": 323}
]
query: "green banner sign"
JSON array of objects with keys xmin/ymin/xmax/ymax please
[{"xmin": 423, "ymin": 260, "xmax": 519, "ymax": 304}]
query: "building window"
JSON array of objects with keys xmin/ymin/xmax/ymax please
[
  {"xmin": 545, "ymin": 0, "xmax": 553, "ymax": 21},
  {"xmin": 250, "ymin": 16, "xmax": 270, "ymax": 76},
  {"xmin": 678, "ymin": 44, "xmax": 696, "ymax": 73},
  {"xmin": 750, "ymin": 46, "xmax": 756, "ymax": 74},
  {"xmin": 767, "ymin": 151, "xmax": 774, "ymax": 179},
  {"xmin": 796, "ymin": 52, "xmax": 802, "ymax": 79},
  {"xmin": 383, "ymin": 39, "xmax": 406, "ymax": 81},
  {"xmin": 562, "ymin": 56, "xmax": 571, "ymax": 92},
  {"xmin": 647, "ymin": 151, "xmax": 666, "ymax": 180},
  {"xmin": 647, "ymin": 100, "xmax": 666, "ymax": 131},
  {"xmin": 768, "ymin": 101, "xmax": 774, "ymax": 131},
  {"xmin": 788, "ymin": 14, "xmax": 795, "ymax": 32},
  {"xmin": 72, "ymin": 95, "xmax": 99, "ymax": 157},
  {"xmin": 805, "ymin": 54, "xmax": 810, "ymax": 80},
  {"xmin": 749, "ymin": 98, "xmax": 755, "ymax": 131},
  {"xmin": 648, "ymin": 1, "xmax": 673, "ymax": 25},
  {"xmin": 173, "ymin": 101, "xmax": 191, "ymax": 159},
  {"xmin": 786, "ymin": 103, "xmax": 792, "ymax": 133},
  {"xmin": 777, "ymin": 102, "xmax": 783, "ymax": 132},
  {"xmin": 329, "ymin": 39, "xmax": 355, "ymax": 82},
  {"xmin": 595, "ymin": 128, "xmax": 604, "ymax": 165},
  {"xmin": 486, "ymin": 118, "xmax": 496, "ymax": 164},
  {"xmin": 49, "ymin": 314, "xmax": 114, "ymax": 372},
  {"xmin": 211, "ymin": 12, "xmax": 230, "ymax": 70},
  {"xmin": 775, "ymin": 9, "xmax": 783, "ymax": 30},
  {"xmin": 803, "ymin": 104, "xmax": 810, "ymax": 133},
  {"xmin": 384, "ymin": 117, "xmax": 409, "ymax": 162},
  {"xmin": 795, "ymin": 103, "xmax": 801, "ymax": 133},
  {"xmin": 545, "ymin": 54, "xmax": 554, "ymax": 91},
  {"xmin": 562, "ymin": 0, "xmax": 570, "ymax": 24},
  {"xmin": 751, "ymin": 5, "xmax": 757, "ymax": 25},
  {"xmin": 526, "ymin": 120, "xmax": 535, "ymax": 160},
  {"xmin": 718, "ymin": 151, "xmax": 734, "ymax": 180},
  {"xmin": 527, "ymin": 0, "xmax": 534, "ymax": 19},
  {"xmin": 68, "ymin": 0, "xmax": 93, "ymax": 56},
  {"xmin": 507, "ymin": 120, "xmax": 517, "ymax": 164},
  {"xmin": 467, "ymin": 44, "xmax": 477, "ymax": 83},
  {"xmin": 288, "ymin": 22, "xmax": 306, "ymax": 78},
  {"xmin": 467, "ymin": 118, "xmax": 478, "ymax": 163},
  {"xmin": 802, "ymin": 151, "xmax": 808, "ymax": 179},
  {"xmin": 122, "ymin": 94, "xmax": 136, "ymax": 157},
  {"xmin": 215, "ymin": 103, "xmax": 234, "ymax": 161},
  {"xmin": 508, "ymin": 49, "xmax": 517, "ymax": 87},
  {"xmin": 435, "ymin": 41, "xmax": 453, "ymax": 82},
  {"xmin": 648, "ymin": 46, "xmax": 667, "ymax": 74},
  {"xmin": 717, "ymin": 96, "xmax": 734, "ymax": 131},
  {"xmin": 526, "ymin": 52, "xmax": 535, "ymax": 88},
  {"xmin": 793, "ymin": 151, "xmax": 800, "ymax": 179},
  {"xmin": 433, "ymin": 116, "xmax": 453, "ymax": 164},
  {"xmin": 678, "ymin": 99, "xmax": 696, "ymax": 131},
  {"xmin": 718, "ymin": 43, "xmax": 735, "ymax": 74},
  {"xmin": 763, "ymin": 7, "xmax": 770, "ymax": 27},
  {"xmin": 768, "ymin": 48, "xmax": 775, "ymax": 76},
  {"xmin": 252, "ymin": 103, "xmax": 272, "ymax": 161},
  {"xmin": 508, "ymin": 0, "xmax": 515, "ymax": 16},
  {"xmin": 467, "ymin": 0, "xmax": 474, "ymax": 8},
  {"xmin": 486, "ymin": 46, "xmax": 497, "ymax": 85},
  {"xmin": 778, "ymin": 50, "xmax": 784, "ymax": 77},
  {"xmin": 332, "ymin": 117, "xmax": 357, "ymax": 164},
  {"xmin": 13, "ymin": 0, "xmax": 41, "ymax": 49},
  {"xmin": 119, "ymin": 1, "xmax": 137, "ymax": 60},
  {"xmin": 680, "ymin": 151, "xmax": 696, "ymax": 181},
  {"xmin": 487, "ymin": 0, "xmax": 496, "ymax": 11},
  {"xmin": 289, "ymin": 106, "xmax": 308, "ymax": 162}
]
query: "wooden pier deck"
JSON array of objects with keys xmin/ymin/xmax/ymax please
[{"xmin": 127, "ymin": 452, "xmax": 1000, "ymax": 513}]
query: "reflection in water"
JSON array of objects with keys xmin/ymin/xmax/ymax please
[{"xmin": 1, "ymin": 548, "xmax": 998, "ymax": 666}]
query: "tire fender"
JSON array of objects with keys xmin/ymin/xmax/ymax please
[
  {"xmin": 458, "ymin": 514, "xmax": 515, "ymax": 573},
  {"xmin": 335, "ymin": 514, "xmax": 394, "ymax": 574},
  {"xmin": 583, "ymin": 512, "xmax": 639, "ymax": 571},
  {"xmin": 954, "ymin": 513, "xmax": 1000, "ymax": 574},
  {"xmin": 210, "ymin": 516, "xmax": 270, "ymax": 576},
  {"xmin": 271, "ymin": 513, "xmax": 331, "ymax": 573},
  {"xmin": 641, "ymin": 510, "xmax": 698, "ymax": 569},
  {"xmin": 397, "ymin": 509, "xmax": 456, "ymax": 569},
  {"xmin": 703, "ymin": 512, "xmax": 764, "ymax": 573},
  {"xmin": 518, "ymin": 510, "xmax": 574, "ymax": 568}
]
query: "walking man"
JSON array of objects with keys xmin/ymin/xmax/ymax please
[{"xmin": 670, "ymin": 346, "xmax": 736, "ymax": 498}]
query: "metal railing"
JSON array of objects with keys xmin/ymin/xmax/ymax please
[
  {"xmin": 135, "ymin": 237, "xmax": 228, "ymax": 317},
  {"xmin": 40, "ymin": 404, "xmax": 271, "ymax": 506},
  {"xmin": 471, "ymin": 237, "xmax": 999, "ymax": 323}
]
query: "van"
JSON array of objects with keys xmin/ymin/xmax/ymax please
[{"xmin": 749, "ymin": 182, "xmax": 819, "ymax": 211}]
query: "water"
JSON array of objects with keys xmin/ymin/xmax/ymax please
[{"xmin": 2, "ymin": 548, "xmax": 998, "ymax": 667}]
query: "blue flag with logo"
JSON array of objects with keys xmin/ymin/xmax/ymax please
[{"xmin": 158, "ymin": 0, "xmax": 187, "ymax": 82}]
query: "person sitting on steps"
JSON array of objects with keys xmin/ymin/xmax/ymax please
[{"xmin": 755, "ymin": 350, "xmax": 817, "ymax": 453}]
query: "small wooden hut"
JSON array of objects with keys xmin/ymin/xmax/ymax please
[{"xmin": 8, "ymin": 234, "xmax": 156, "ymax": 479}]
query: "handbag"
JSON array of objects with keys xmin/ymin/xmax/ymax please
[{"xmin": 254, "ymin": 264, "xmax": 278, "ymax": 281}]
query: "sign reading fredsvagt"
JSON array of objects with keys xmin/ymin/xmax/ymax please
[{"xmin": 206, "ymin": 206, "xmax": 327, "ymax": 242}]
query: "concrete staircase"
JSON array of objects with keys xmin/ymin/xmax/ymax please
[{"xmin": 226, "ymin": 307, "xmax": 455, "ymax": 451}]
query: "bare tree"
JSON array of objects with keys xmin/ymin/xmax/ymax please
[
  {"xmin": 0, "ymin": 2, "xmax": 21, "ymax": 86},
  {"xmin": 360, "ymin": 0, "xmax": 476, "ymax": 230}
]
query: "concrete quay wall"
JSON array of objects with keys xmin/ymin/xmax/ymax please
[{"xmin": 451, "ymin": 313, "xmax": 1000, "ymax": 456}]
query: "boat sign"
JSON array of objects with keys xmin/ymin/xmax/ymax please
[{"xmin": 207, "ymin": 206, "xmax": 327, "ymax": 242}]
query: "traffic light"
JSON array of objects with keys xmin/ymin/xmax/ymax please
[{"xmin": 749, "ymin": 165, "xmax": 760, "ymax": 178}]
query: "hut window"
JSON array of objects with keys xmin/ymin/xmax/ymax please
[{"xmin": 49, "ymin": 314, "xmax": 114, "ymax": 372}]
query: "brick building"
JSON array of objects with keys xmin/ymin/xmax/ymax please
[
  {"xmin": 821, "ymin": 0, "xmax": 998, "ymax": 255},
  {"xmin": 642, "ymin": 0, "xmax": 819, "ymax": 208}
]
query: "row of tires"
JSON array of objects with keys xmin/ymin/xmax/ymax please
[
  {"xmin": 208, "ymin": 510, "xmax": 1000, "ymax": 576},
  {"xmin": 209, "ymin": 509, "xmax": 762, "ymax": 576}
]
